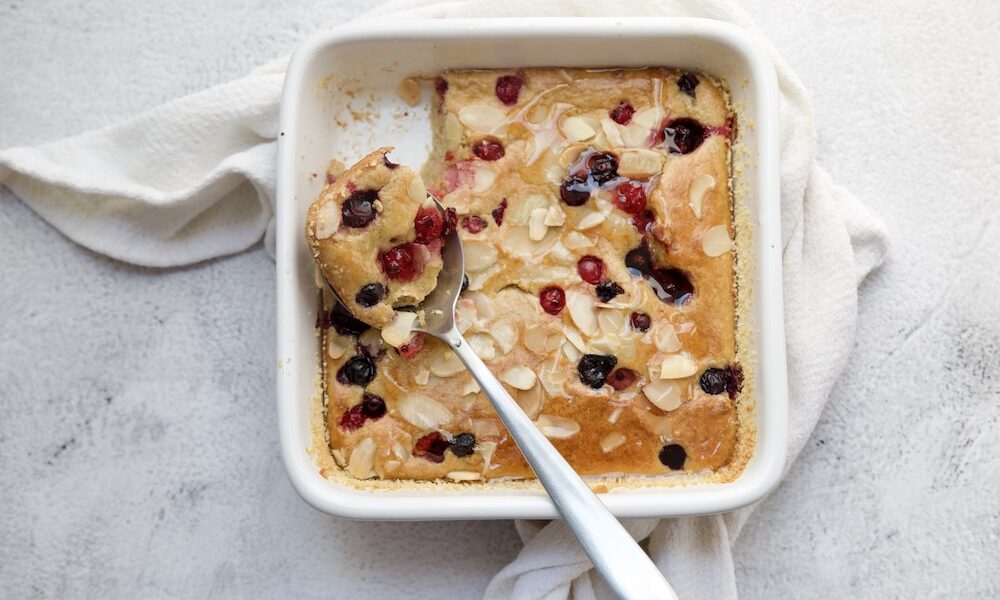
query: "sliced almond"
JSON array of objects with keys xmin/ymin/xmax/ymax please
[
  {"xmin": 528, "ymin": 207, "xmax": 549, "ymax": 241},
  {"xmin": 396, "ymin": 77, "xmax": 421, "ymax": 106},
  {"xmin": 566, "ymin": 290, "xmax": 599, "ymax": 336},
  {"xmin": 397, "ymin": 394, "xmax": 452, "ymax": 428},
  {"xmin": 659, "ymin": 353, "xmax": 698, "ymax": 379},
  {"xmin": 575, "ymin": 210, "xmax": 606, "ymax": 230},
  {"xmin": 479, "ymin": 441, "xmax": 498, "ymax": 474},
  {"xmin": 600, "ymin": 118, "xmax": 625, "ymax": 148},
  {"xmin": 489, "ymin": 319, "xmax": 519, "ymax": 354},
  {"xmin": 544, "ymin": 204, "xmax": 566, "ymax": 227},
  {"xmin": 429, "ymin": 350, "xmax": 465, "ymax": 377},
  {"xmin": 563, "ymin": 324, "xmax": 587, "ymax": 352},
  {"xmin": 455, "ymin": 299, "xmax": 478, "ymax": 334},
  {"xmin": 561, "ymin": 115, "xmax": 597, "ymax": 141},
  {"xmin": 515, "ymin": 383, "xmax": 544, "ymax": 419},
  {"xmin": 415, "ymin": 369, "xmax": 430, "ymax": 386},
  {"xmin": 407, "ymin": 176, "xmax": 428, "ymax": 203},
  {"xmin": 314, "ymin": 201, "xmax": 341, "ymax": 239},
  {"xmin": 563, "ymin": 231, "xmax": 594, "ymax": 250},
  {"xmin": 347, "ymin": 437, "xmax": 376, "ymax": 479},
  {"xmin": 642, "ymin": 380, "xmax": 682, "ymax": 411},
  {"xmin": 471, "ymin": 162, "xmax": 496, "ymax": 193},
  {"xmin": 632, "ymin": 106, "xmax": 663, "ymax": 129},
  {"xmin": 507, "ymin": 193, "xmax": 550, "ymax": 226},
  {"xmin": 549, "ymin": 240, "xmax": 576, "ymax": 265},
  {"xmin": 597, "ymin": 308, "xmax": 626, "ymax": 337},
  {"xmin": 617, "ymin": 148, "xmax": 664, "ymax": 179},
  {"xmin": 558, "ymin": 143, "xmax": 588, "ymax": 168},
  {"xmin": 653, "ymin": 322, "xmax": 682, "ymax": 353},
  {"xmin": 523, "ymin": 325, "xmax": 549, "ymax": 354},
  {"xmin": 327, "ymin": 334, "xmax": 349, "ymax": 359},
  {"xmin": 600, "ymin": 432, "xmax": 627, "ymax": 453},
  {"xmin": 500, "ymin": 366, "xmax": 537, "ymax": 390},
  {"xmin": 381, "ymin": 311, "xmax": 417, "ymax": 348},
  {"xmin": 562, "ymin": 341, "xmax": 582, "ymax": 362},
  {"xmin": 470, "ymin": 293, "xmax": 497, "ymax": 320},
  {"xmin": 535, "ymin": 415, "xmax": 581, "ymax": 439},
  {"xmin": 702, "ymin": 225, "xmax": 733, "ymax": 257},
  {"xmin": 469, "ymin": 333, "xmax": 496, "ymax": 361},
  {"xmin": 526, "ymin": 103, "xmax": 550, "ymax": 124},
  {"xmin": 470, "ymin": 418, "xmax": 500, "ymax": 440},
  {"xmin": 461, "ymin": 378, "xmax": 481, "ymax": 395},
  {"xmin": 446, "ymin": 471, "xmax": 481, "ymax": 482},
  {"xmin": 331, "ymin": 448, "xmax": 346, "ymax": 467},
  {"xmin": 688, "ymin": 174, "xmax": 716, "ymax": 218},
  {"xmin": 537, "ymin": 366, "xmax": 566, "ymax": 396},
  {"xmin": 464, "ymin": 240, "xmax": 498, "ymax": 272},
  {"xmin": 458, "ymin": 105, "xmax": 506, "ymax": 133},
  {"xmin": 608, "ymin": 407, "xmax": 623, "ymax": 424}
]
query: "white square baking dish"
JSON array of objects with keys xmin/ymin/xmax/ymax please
[{"xmin": 276, "ymin": 17, "xmax": 787, "ymax": 520}]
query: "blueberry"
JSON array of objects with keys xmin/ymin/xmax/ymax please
[
  {"xmin": 659, "ymin": 444, "xmax": 687, "ymax": 470},
  {"xmin": 336, "ymin": 354, "xmax": 376, "ymax": 386},
  {"xmin": 595, "ymin": 280, "xmax": 624, "ymax": 302},
  {"xmin": 587, "ymin": 152, "xmax": 618, "ymax": 185},
  {"xmin": 329, "ymin": 302, "xmax": 369, "ymax": 336},
  {"xmin": 449, "ymin": 432, "xmax": 477, "ymax": 457},
  {"xmin": 663, "ymin": 118, "xmax": 706, "ymax": 155},
  {"xmin": 677, "ymin": 73, "xmax": 699, "ymax": 97},
  {"xmin": 355, "ymin": 283, "xmax": 386, "ymax": 308},
  {"xmin": 578, "ymin": 354, "xmax": 618, "ymax": 389},
  {"xmin": 699, "ymin": 368, "xmax": 728, "ymax": 395},
  {"xmin": 341, "ymin": 189, "xmax": 379, "ymax": 228}
]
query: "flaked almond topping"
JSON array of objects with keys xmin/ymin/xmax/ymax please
[
  {"xmin": 397, "ymin": 393, "xmax": 453, "ymax": 428},
  {"xmin": 562, "ymin": 340, "xmax": 582, "ymax": 362},
  {"xmin": 429, "ymin": 350, "xmax": 465, "ymax": 377},
  {"xmin": 535, "ymin": 414, "xmax": 581, "ymax": 439},
  {"xmin": 515, "ymin": 383, "xmax": 544, "ymax": 419},
  {"xmin": 463, "ymin": 240, "xmax": 498, "ymax": 272},
  {"xmin": 575, "ymin": 210, "xmax": 606, "ymax": 230},
  {"xmin": 415, "ymin": 369, "xmax": 430, "ymax": 385},
  {"xmin": 407, "ymin": 175, "xmax": 429, "ymax": 203},
  {"xmin": 470, "ymin": 418, "xmax": 500, "ymax": 440},
  {"xmin": 489, "ymin": 319, "xmax": 519, "ymax": 354},
  {"xmin": 347, "ymin": 437, "xmax": 377, "ymax": 479},
  {"xmin": 471, "ymin": 162, "xmax": 496, "ymax": 193},
  {"xmin": 479, "ymin": 441, "xmax": 497, "ymax": 474},
  {"xmin": 563, "ymin": 230, "xmax": 594, "ymax": 250},
  {"xmin": 659, "ymin": 353, "xmax": 698, "ymax": 379},
  {"xmin": 523, "ymin": 325, "xmax": 549, "ymax": 354},
  {"xmin": 500, "ymin": 366, "xmax": 537, "ymax": 390},
  {"xmin": 537, "ymin": 365, "xmax": 566, "ymax": 396},
  {"xmin": 331, "ymin": 448, "xmax": 346, "ymax": 467},
  {"xmin": 455, "ymin": 299, "xmax": 478, "ymax": 334},
  {"xmin": 461, "ymin": 378, "xmax": 482, "ymax": 395},
  {"xmin": 597, "ymin": 308, "xmax": 627, "ymax": 337},
  {"xmin": 526, "ymin": 103, "xmax": 550, "ymax": 124},
  {"xmin": 600, "ymin": 118, "xmax": 625, "ymax": 148},
  {"xmin": 632, "ymin": 106, "xmax": 663, "ymax": 129},
  {"xmin": 396, "ymin": 77, "xmax": 421, "ymax": 106},
  {"xmin": 617, "ymin": 148, "xmax": 664, "ymax": 179},
  {"xmin": 702, "ymin": 224, "xmax": 733, "ymax": 257},
  {"xmin": 458, "ymin": 104, "xmax": 507, "ymax": 132},
  {"xmin": 608, "ymin": 407, "xmax": 623, "ymax": 424},
  {"xmin": 470, "ymin": 292, "xmax": 497, "ymax": 319},
  {"xmin": 600, "ymin": 432, "xmax": 627, "ymax": 453},
  {"xmin": 381, "ymin": 311, "xmax": 417, "ymax": 348},
  {"xmin": 446, "ymin": 471, "xmax": 482, "ymax": 482},
  {"xmin": 372, "ymin": 199, "xmax": 384, "ymax": 213},
  {"xmin": 327, "ymin": 334, "xmax": 349, "ymax": 359},
  {"xmin": 587, "ymin": 335, "xmax": 619, "ymax": 355},
  {"xmin": 561, "ymin": 115, "xmax": 598, "ymax": 141},
  {"xmin": 653, "ymin": 322, "xmax": 682, "ymax": 353},
  {"xmin": 528, "ymin": 207, "xmax": 549, "ymax": 241},
  {"xmin": 392, "ymin": 441, "xmax": 409, "ymax": 460},
  {"xmin": 383, "ymin": 460, "xmax": 401, "ymax": 473},
  {"xmin": 314, "ymin": 201, "xmax": 341, "ymax": 239},
  {"xmin": 559, "ymin": 143, "xmax": 588, "ymax": 168},
  {"xmin": 544, "ymin": 204, "xmax": 566, "ymax": 227},
  {"xmin": 642, "ymin": 380, "xmax": 682, "ymax": 411},
  {"xmin": 566, "ymin": 289, "xmax": 599, "ymax": 336},
  {"xmin": 469, "ymin": 333, "xmax": 497, "ymax": 361},
  {"xmin": 508, "ymin": 193, "xmax": 550, "ymax": 226},
  {"xmin": 563, "ymin": 324, "xmax": 588, "ymax": 352},
  {"xmin": 688, "ymin": 174, "xmax": 716, "ymax": 218}
]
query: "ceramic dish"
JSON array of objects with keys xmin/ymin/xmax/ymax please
[{"xmin": 276, "ymin": 17, "xmax": 787, "ymax": 520}]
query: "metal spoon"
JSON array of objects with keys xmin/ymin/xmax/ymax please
[{"xmin": 409, "ymin": 197, "xmax": 678, "ymax": 600}]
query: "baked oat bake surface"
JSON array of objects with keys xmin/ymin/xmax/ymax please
[{"xmin": 314, "ymin": 68, "xmax": 746, "ymax": 483}]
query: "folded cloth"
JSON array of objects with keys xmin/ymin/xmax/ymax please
[{"xmin": 0, "ymin": 0, "xmax": 889, "ymax": 597}]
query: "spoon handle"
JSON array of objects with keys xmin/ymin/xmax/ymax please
[{"xmin": 446, "ymin": 329, "xmax": 678, "ymax": 600}]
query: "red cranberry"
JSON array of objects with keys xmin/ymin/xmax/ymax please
[
  {"xmin": 630, "ymin": 311, "xmax": 651, "ymax": 332},
  {"xmin": 614, "ymin": 181, "xmax": 647, "ymax": 214},
  {"xmin": 449, "ymin": 432, "xmax": 477, "ymax": 457},
  {"xmin": 461, "ymin": 215, "xmax": 488, "ymax": 234},
  {"xmin": 434, "ymin": 77, "xmax": 448, "ymax": 101},
  {"xmin": 398, "ymin": 333, "xmax": 425, "ymax": 359},
  {"xmin": 659, "ymin": 443, "xmax": 687, "ymax": 470},
  {"xmin": 442, "ymin": 207, "xmax": 458, "ymax": 237},
  {"xmin": 609, "ymin": 102, "xmax": 634, "ymax": 125},
  {"xmin": 663, "ymin": 118, "xmax": 706, "ymax": 155},
  {"xmin": 495, "ymin": 74, "xmax": 522, "ymax": 105},
  {"xmin": 339, "ymin": 404, "xmax": 367, "ymax": 431},
  {"xmin": 560, "ymin": 175, "xmax": 591, "ymax": 206},
  {"xmin": 677, "ymin": 73, "xmax": 699, "ymax": 97},
  {"xmin": 577, "ymin": 255, "xmax": 605, "ymax": 284},
  {"xmin": 607, "ymin": 368, "xmax": 638, "ymax": 391},
  {"xmin": 587, "ymin": 152, "xmax": 618, "ymax": 185},
  {"xmin": 472, "ymin": 139, "xmax": 505, "ymax": 161},
  {"xmin": 355, "ymin": 283, "xmax": 386, "ymax": 308},
  {"xmin": 361, "ymin": 392, "xmax": 387, "ymax": 418},
  {"xmin": 413, "ymin": 206, "xmax": 443, "ymax": 244},
  {"xmin": 336, "ymin": 354, "xmax": 376, "ymax": 386},
  {"xmin": 595, "ymin": 280, "xmax": 624, "ymax": 302},
  {"xmin": 539, "ymin": 286, "xmax": 566, "ymax": 315},
  {"xmin": 578, "ymin": 354, "xmax": 617, "ymax": 389},
  {"xmin": 342, "ymin": 190, "xmax": 378, "ymax": 228},
  {"xmin": 492, "ymin": 199, "xmax": 508, "ymax": 225},
  {"xmin": 632, "ymin": 210, "xmax": 655, "ymax": 233},
  {"xmin": 378, "ymin": 243, "xmax": 421, "ymax": 282},
  {"xmin": 414, "ymin": 431, "xmax": 450, "ymax": 463}
]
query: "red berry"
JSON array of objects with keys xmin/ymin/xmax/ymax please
[
  {"xmin": 339, "ymin": 404, "xmax": 367, "ymax": 431},
  {"xmin": 413, "ymin": 206, "xmax": 443, "ymax": 244},
  {"xmin": 560, "ymin": 175, "xmax": 591, "ymax": 206},
  {"xmin": 434, "ymin": 77, "xmax": 448, "ymax": 101},
  {"xmin": 461, "ymin": 215, "xmax": 488, "ymax": 234},
  {"xmin": 631, "ymin": 210, "xmax": 655, "ymax": 233},
  {"xmin": 577, "ymin": 255, "xmax": 605, "ymax": 284},
  {"xmin": 442, "ymin": 207, "xmax": 458, "ymax": 237},
  {"xmin": 495, "ymin": 75, "xmax": 522, "ymax": 105},
  {"xmin": 586, "ymin": 152, "xmax": 618, "ymax": 185},
  {"xmin": 614, "ymin": 181, "xmax": 647, "ymax": 214},
  {"xmin": 609, "ymin": 102, "xmax": 634, "ymax": 125},
  {"xmin": 630, "ymin": 312, "xmax": 651, "ymax": 332},
  {"xmin": 492, "ymin": 199, "xmax": 508, "ymax": 225},
  {"xmin": 360, "ymin": 393, "xmax": 387, "ymax": 418},
  {"xmin": 378, "ymin": 243, "xmax": 421, "ymax": 282},
  {"xmin": 398, "ymin": 333, "xmax": 425, "ymax": 359},
  {"xmin": 607, "ymin": 368, "xmax": 638, "ymax": 391},
  {"xmin": 472, "ymin": 139, "xmax": 505, "ymax": 161},
  {"xmin": 414, "ymin": 431, "xmax": 450, "ymax": 462},
  {"xmin": 539, "ymin": 286, "xmax": 566, "ymax": 315}
]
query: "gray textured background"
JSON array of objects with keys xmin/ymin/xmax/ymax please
[{"xmin": 1, "ymin": 0, "xmax": 998, "ymax": 598}]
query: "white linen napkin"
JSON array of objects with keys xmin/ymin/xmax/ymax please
[{"xmin": 0, "ymin": 0, "xmax": 889, "ymax": 597}]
